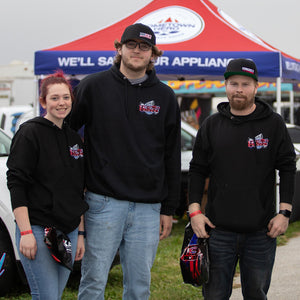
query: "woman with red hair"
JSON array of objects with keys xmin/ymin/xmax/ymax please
[{"xmin": 7, "ymin": 71, "xmax": 88, "ymax": 299}]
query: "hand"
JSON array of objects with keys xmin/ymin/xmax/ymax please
[
  {"xmin": 159, "ymin": 215, "xmax": 173, "ymax": 240},
  {"xmin": 267, "ymin": 214, "xmax": 289, "ymax": 238},
  {"xmin": 190, "ymin": 213, "xmax": 215, "ymax": 238},
  {"xmin": 75, "ymin": 235, "xmax": 85, "ymax": 261},
  {"xmin": 19, "ymin": 234, "xmax": 37, "ymax": 260}
]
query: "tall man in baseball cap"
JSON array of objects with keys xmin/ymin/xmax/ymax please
[
  {"xmin": 188, "ymin": 58, "xmax": 296, "ymax": 299},
  {"xmin": 70, "ymin": 23, "xmax": 181, "ymax": 300}
]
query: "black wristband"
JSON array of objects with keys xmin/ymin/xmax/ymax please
[
  {"xmin": 278, "ymin": 209, "xmax": 292, "ymax": 218},
  {"xmin": 78, "ymin": 230, "xmax": 86, "ymax": 237}
]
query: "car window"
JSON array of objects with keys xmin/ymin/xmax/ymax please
[
  {"xmin": 0, "ymin": 130, "xmax": 11, "ymax": 156},
  {"xmin": 287, "ymin": 127, "xmax": 300, "ymax": 143},
  {"xmin": 181, "ymin": 128, "xmax": 195, "ymax": 151}
]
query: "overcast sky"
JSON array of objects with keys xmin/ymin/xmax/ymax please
[{"xmin": 1, "ymin": 0, "xmax": 299, "ymax": 65}]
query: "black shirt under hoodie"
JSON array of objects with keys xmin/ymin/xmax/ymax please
[
  {"xmin": 70, "ymin": 64, "xmax": 181, "ymax": 215},
  {"xmin": 7, "ymin": 117, "xmax": 88, "ymax": 233},
  {"xmin": 189, "ymin": 98, "xmax": 296, "ymax": 232}
]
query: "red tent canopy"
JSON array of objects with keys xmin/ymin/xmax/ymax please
[
  {"xmin": 48, "ymin": 1, "xmax": 276, "ymax": 52},
  {"xmin": 35, "ymin": 0, "xmax": 300, "ymax": 83}
]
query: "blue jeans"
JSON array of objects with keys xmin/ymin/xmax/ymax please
[
  {"xmin": 78, "ymin": 191, "xmax": 161, "ymax": 300},
  {"xmin": 203, "ymin": 228, "xmax": 276, "ymax": 300},
  {"xmin": 16, "ymin": 225, "xmax": 78, "ymax": 300}
]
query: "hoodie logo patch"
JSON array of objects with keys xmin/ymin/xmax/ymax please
[
  {"xmin": 139, "ymin": 100, "xmax": 160, "ymax": 115},
  {"xmin": 69, "ymin": 144, "xmax": 84, "ymax": 159},
  {"xmin": 248, "ymin": 133, "xmax": 269, "ymax": 149}
]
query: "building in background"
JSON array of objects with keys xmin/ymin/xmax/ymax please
[{"xmin": 0, "ymin": 61, "xmax": 35, "ymax": 107}]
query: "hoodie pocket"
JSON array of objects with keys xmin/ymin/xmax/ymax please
[
  {"xmin": 117, "ymin": 163, "xmax": 159, "ymax": 191},
  {"xmin": 213, "ymin": 184, "xmax": 265, "ymax": 232}
]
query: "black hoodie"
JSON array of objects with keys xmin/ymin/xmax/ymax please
[
  {"xmin": 70, "ymin": 64, "xmax": 181, "ymax": 215},
  {"xmin": 189, "ymin": 99, "xmax": 296, "ymax": 232},
  {"xmin": 7, "ymin": 117, "xmax": 88, "ymax": 233}
]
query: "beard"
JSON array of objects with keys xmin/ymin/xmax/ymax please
[
  {"xmin": 121, "ymin": 56, "xmax": 150, "ymax": 73},
  {"xmin": 229, "ymin": 95, "xmax": 255, "ymax": 112}
]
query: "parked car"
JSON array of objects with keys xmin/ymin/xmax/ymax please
[
  {"xmin": 0, "ymin": 105, "xmax": 33, "ymax": 138},
  {"xmin": 286, "ymin": 124, "xmax": 300, "ymax": 222},
  {"xmin": 0, "ymin": 128, "xmax": 24, "ymax": 296},
  {"xmin": 177, "ymin": 121, "xmax": 198, "ymax": 217}
]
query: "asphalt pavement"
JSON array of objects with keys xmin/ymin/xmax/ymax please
[{"xmin": 230, "ymin": 234, "xmax": 300, "ymax": 300}]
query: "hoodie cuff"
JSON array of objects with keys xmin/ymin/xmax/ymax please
[
  {"xmin": 160, "ymin": 205, "xmax": 175, "ymax": 216},
  {"xmin": 9, "ymin": 186, "xmax": 28, "ymax": 210}
]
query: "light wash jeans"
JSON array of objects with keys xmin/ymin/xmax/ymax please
[
  {"xmin": 16, "ymin": 225, "xmax": 78, "ymax": 300},
  {"xmin": 203, "ymin": 228, "xmax": 277, "ymax": 300},
  {"xmin": 78, "ymin": 191, "xmax": 161, "ymax": 300}
]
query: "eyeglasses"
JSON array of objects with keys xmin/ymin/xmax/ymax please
[{"xmin": 125, "ymin": 40, "xmax": 152, "ymax": 51}]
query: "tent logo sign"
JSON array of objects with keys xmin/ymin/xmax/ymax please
[{"xmin": 137, "ymin": 6, "xmax": 205, "ymax": 44}]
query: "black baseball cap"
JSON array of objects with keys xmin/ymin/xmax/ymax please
[
  {"xmin": 121, "ymin": 23, "xmax": 156, "ymax": 46},
  {"xmin": 224, "ymin": 58, "xmax": 258, "ymax": 81}
]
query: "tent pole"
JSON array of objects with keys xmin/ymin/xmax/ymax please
[
  {"xmin": 275, "ymin": 78, "xmax": 283, "ymax": 211},
  {"xmin": 276, "ymin": 77, "xmax": 281, "ymax": 115},
  {"xmin": 290, "ymin": 89, "xmax": 294, "ymax": 124},
  {"xmin": 34, "ymin": 76, "xmax": 40, "ymax": 117}
]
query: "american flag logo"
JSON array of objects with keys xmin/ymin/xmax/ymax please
[
  {"xmin": 140, "ymin": 32, "xmax": 152, "ymax": 40},
  {"xmin": 242, "ymin": 67, "xmax": 255, "ymax": 74}
]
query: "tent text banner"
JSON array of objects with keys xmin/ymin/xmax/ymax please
[{"xmin": 35, "ymin": 50, "xmax": 282, "ymax": 80}]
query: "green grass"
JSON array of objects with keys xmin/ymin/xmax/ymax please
[
  {"xmin": 96, "ymin": 216, "xmax": 203, "ymax": 300},
  {"xmin": 2, "ymin": 217, "xmax": 300, "ymax": 300},
  {"xmin": 277, "ymin": 219, "xmax": 300, "ymax": 245}
]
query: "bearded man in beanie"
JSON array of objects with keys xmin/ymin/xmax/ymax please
[
  {"xmin": 70, "ymin": 23, "xmax": 181, "ymax": 300},
  {"xmin": 188, "ymin": 58, "xmax": 296, "ymax": 299}
]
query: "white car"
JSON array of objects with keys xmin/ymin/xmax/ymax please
[
  {"xmin": 0, "ymin": 128, "xmax": 24, "ymax": 296},
  {"xmin": 285, "ymin": 124, "xmax": 300, "ymax": 222},
  {"xmin": 181, "ymin": 121, "xmax": 198, "ymax": 173},
  {"xmin": 0, "ymin": 105, "xmax": 33, "ymax": 138},
  {"xmin": 177, "ymin": 121, "xmax": 198, "ymax": 216},
  {"xmin": 286, "ymin": 123, "xmax": 300, "ymax": 158}
]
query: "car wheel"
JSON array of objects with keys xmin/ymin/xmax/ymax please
[{"xmin": 0, "ymin": 226, "xmax": 17, "ymax": 296}]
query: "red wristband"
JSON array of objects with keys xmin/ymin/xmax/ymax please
[
  {"xmin": 21, "ymin": 230, "xmax": 33, "ymax": 236},
  {"xmin": 189, "ymin": 210, "xmax": 202, "ymax": 218}
]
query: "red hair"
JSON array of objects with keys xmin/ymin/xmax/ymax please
[{"xmin": 39, "ymin": 70, "xmax": 74, "ymax": 106}]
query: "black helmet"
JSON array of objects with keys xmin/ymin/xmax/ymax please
[
  {"xmin": 44, "ymin": 227, "xmax": 73, "ymax": 271},
  {"xmin": 180, "ymin": 222, "xmax": 209, "ymax": 287}
]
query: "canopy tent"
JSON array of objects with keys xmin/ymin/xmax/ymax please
[{"xmin": 34, "ymin": 0, "xmax": 300, "ymax": 114}]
